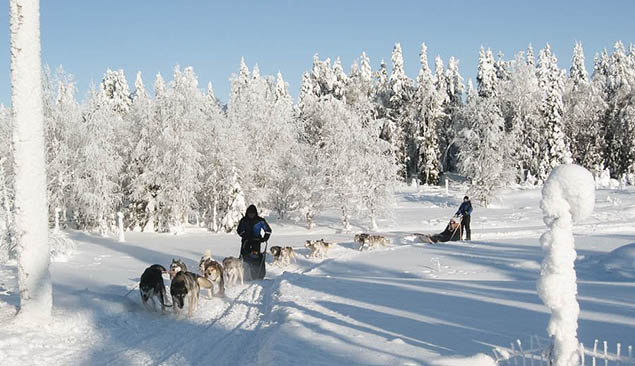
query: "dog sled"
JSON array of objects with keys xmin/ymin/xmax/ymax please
[
  {"xmin": 242, "ymin": 241, "xmax": 267, "ymax": 281},
  {"xmin": 415, "ymin": 216, "xmax": 462, "ymax": 244}
]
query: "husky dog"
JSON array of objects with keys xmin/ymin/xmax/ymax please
[
  {"xmin": 170, "ymin": 271, "xmax": 213, "ymax": 316},
  {"xmin": 270, "ymin": 246, "xmax": 297, "ymax": 266},
  {"xmin": 169, "ymin": 258, "xmax": 188, "ymax": 280},
  {"xmin": 359, "ymin": 234, "xmax": 390, "ymax": 251},
  {"xmin": 198, "ymin": 249, "xmax": 213, "ymax": 272},
  {"xmin": 139, "ymin": 264, "xmax": 172, "ymax": 311},
  {"xmin": 305, "ymin": 239, "xmax": 333, "ymax": 258},
  {"xmin": 199, "ymin": 250, "xmax": 225, "ymax": 298},
  {"xmin": 222, "ymin": 256, "xmax": 244, "ymax": 286},
  {"xmin": 354, "ymin": 233, "xmax": 371, "ymax": 251}
]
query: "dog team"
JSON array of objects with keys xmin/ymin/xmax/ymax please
[
  {"xmin": 139, "ymin": 251, "xmax": 245, "ymax": 317},
  {"xmin": 138, "ymin": 233, "xmax": 389, "ymax": 316}
]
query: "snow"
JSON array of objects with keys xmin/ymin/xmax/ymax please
[
  {"xmin": 601, "ymin": 243, "xmax": 635, "ymax": 279},
  {"xmin": 1, "ymin": 185, "xmax": 634, "ymax": 365},
  {"xmin": 537, "ymin": 164, "xmax": 595, "ymax": 366},
  {"xmin": 429, "ymin": 353, "xmax": 498, "ymax": 366}
]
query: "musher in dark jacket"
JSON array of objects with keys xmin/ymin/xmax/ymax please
[
  {"xmin": 455, "ymin": 196, "xmax": 472, "ymax": 240},
  {"xmin": 237, "ymin": 204, "xmax": 272, "ymax": 258}
]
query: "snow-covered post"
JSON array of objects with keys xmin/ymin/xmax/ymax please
[
  {"xmin": 445, "ymin": 179, "xmax": 449, "ymax": 195},
  {"xmin": 54, "ymin": 207, "xmax": 61, "ymax": 233},
  {"xmin": 537, "ymin": 164, "xmax": 595, "ymax": 366},
  {"xmin": 10, "ymin": 0, "xmax": 52, "ymax": 321},
  {"xmin": 117, "ymin": 212, "xmax": 125, "ymax": 242}
]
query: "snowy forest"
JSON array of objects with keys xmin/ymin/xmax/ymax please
[{"xmin": 1, "ymin": 40, "xmax": 635, "ymax": 239}]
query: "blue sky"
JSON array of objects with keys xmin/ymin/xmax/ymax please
[{"xmin": 0, "ymin": 1, "xmax": 633, "ymax": 106}]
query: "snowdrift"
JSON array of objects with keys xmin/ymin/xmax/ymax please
[{"xmin": 601, "ymin": 243, "xmax": 635, "ymax": 279}]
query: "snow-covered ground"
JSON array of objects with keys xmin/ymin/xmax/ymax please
[{"xmin": 1, "ymin": 185, "xmax": 634, "ymax": 365}]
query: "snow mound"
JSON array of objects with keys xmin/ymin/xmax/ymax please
[
  {"xmin": 429, "ymin": 353, "xmax": 498, "ymax": 366},
  {"xmin": 602, "ymin": 243, "xmax": 635, "ymax": 279}
]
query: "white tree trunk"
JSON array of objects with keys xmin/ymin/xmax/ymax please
[
  {"xmin": 10, "ymin": 0, "xmax": 52, "ymax": 321},
  {"xmin": 370, "ymin": 211, "xmax": 378, "ymax": 231},
  {"xmin": 54, "ymin": 207, "xmax": 61, "ymax": 233},
  {"xmin": 212, "ymin": 200, "xmax": 218, "ymax": 232},
  {"xmin": 117, "ymin": 212, "xmax": 125, "ymax": 242}
]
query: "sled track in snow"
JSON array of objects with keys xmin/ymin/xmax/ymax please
[{"xmin": 94, "ymin": 282, "xmax": 268, "ymax": 366}]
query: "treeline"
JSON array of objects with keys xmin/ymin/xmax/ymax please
[{"xmin": 0, "ymin": 40, "xmax": 634, "ymax": 237}]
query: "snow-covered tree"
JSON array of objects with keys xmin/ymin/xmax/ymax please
[
  {"xmin": 537, "ymin": 44, "xmax": 572, "ymax": 180},
  {"xmin": 563, "ymin": 43, "xmax": 606, "ymax": 172},
  {"xmin": 441, "ymin": 55, "xmax": 464, "ymax": 172},
  {"xmin": 603, "ymin": 42, "xmax": 635, "ymax": 177},
  {"xmin": 161, "ymin": 66, "xmax": 205, "ymax": 232},
  {"xmin": 413, "ymin": 43, "xmax": 443, "ymax": 184},
  {"xmin": 457, "ymin": 95, "xmax": 516, "ymax": 206},
  {"xmin": 76, "ymin": 86, "xmax": 124, "ymax": 234},
  {"xmin": 101, "ymin": 69, "xmax": 132, "ymax": 115},
  {"xmin": 42, "ymin": 67, "xmax": 81, "ymax": 227},
  {"xmin": 0, "ymin": 107, "xmax": 14, "ymax": 260},
  {"xmin": 219, "ymin": 172, "xmax": 247, "ymax": 233},
  {"xmin": 10, "ymin": 0, "xmax": 52, "ymax": 320},
  {"xmin": 477, "ymin": 47, "xmax": 498, "ymax": 98},
  {"xmin": 385, "ymin": 43, "xmax": 416, "ymax": 181},
  {"xmin": 498, "ymin": 53, "xmax": 543, "ymax": 182}
]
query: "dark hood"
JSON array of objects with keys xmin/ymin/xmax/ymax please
[{"xmin": 246, "ymin": 204, "xmax": 258, "ymax": 217}]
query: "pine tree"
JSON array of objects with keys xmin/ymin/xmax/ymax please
[
  {"xmin": 413, "ymin": 43, "xmax": 443, "ymax": 184},
  {"xmin": 536, "ymin": 45, "xmax": 572, "ymax": 180},
  {"xmin": 387, "ymin": 43, "xmax": 415, "ymax": 181},
  {"xmin": 477, "ymin": 47, "xmax": 497, "ymax": 98},
  {"xmin": 603, "ymin": 41, "xmax": 635, "ymax": 177},
  {"xmin": 442, "ymin": 56, "xmax": 464, "ymax": 172},
  {"xmin": 563, "ymin": 42, "xmax": 605, "ymax": 172}
]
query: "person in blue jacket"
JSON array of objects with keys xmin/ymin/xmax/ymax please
[
  {"xmin": 455, "ymin": 196, "xmax": 472, "ymax": 240},
  {"xmin": 237, "ymin": 204, "xmax": 272, "ymax": 258}
]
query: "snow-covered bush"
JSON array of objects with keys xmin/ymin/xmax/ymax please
[
  {"xmin": 537, "ymin": 164, "xmax": 595, "ymax": 366},
  {"xmin": 48, "ymin": 231, "xmax": 76, "ymax": 262}
]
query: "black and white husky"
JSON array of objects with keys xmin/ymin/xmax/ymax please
[
  {"xmin": 305, "ymin": 239, "xmax": 333, "ymax": 258},
  {"xmin": 270, "ymin": 246, "xmax": 297, "ymax": 266},
  {"xmin": 354, "ymin": 233, "xmax": 389, "ymax": 251},
  {"xmin": 169, "ymin": 258, "xmax": 188, "ymax": 280},
  {"xmin": 170, "ymin": 271, "xmax": 213, "ymax": 317},
  {"xmin": 139, "ymin": 264, "xmax": 172, "ymax": 312}
]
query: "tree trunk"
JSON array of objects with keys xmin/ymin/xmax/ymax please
[
  {"xmin": 11, "ymin": 0, "xmax": 52, "ymax": 321},
  {"xmin": 117, "ymin": 212, "xmax": 125, "ymax": 242},
  {"xmin": 212, "ymin": 200, "xmax": 218, "ymax": 232}
]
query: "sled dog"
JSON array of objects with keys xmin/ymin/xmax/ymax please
[
  {"xmin": 199, "ymin": 252, "xmax": 225, "ymax": 298},
  {"xmin": 222, "ymin": 256, "xmax": 244, "ymax": 286},
  {"xmin": 270, "ymin": 246, "xmax": 297, "ymax": 266},
  {"xmin": 362, "ymin": 235, "xmax": 390, "ymax": 251},
  {"xmin": 305, "ymin": 239, "xmax": 333, "ymax": 258},
  {"xmin": 169, "ymin": 258, "xmax": 188, "ymax": 280},
  {"xmin": 354, "ymin": 233, "xmax": 370, "ymax": 250},
  {"xmin": 170, "ymin": 271, "xmax": 213, "ymax": 316},
  {"xmin": 139, "ymin": 264, "xmax": 172, "ymax": 311},
  {"xmin": 198, "ymin": 249, "xmax": 213, "ymax": 272}
]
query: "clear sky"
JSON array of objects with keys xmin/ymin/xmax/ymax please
[{"xmin": 0, "ymin": 0, "xmax": 633, "ymax": 106}]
